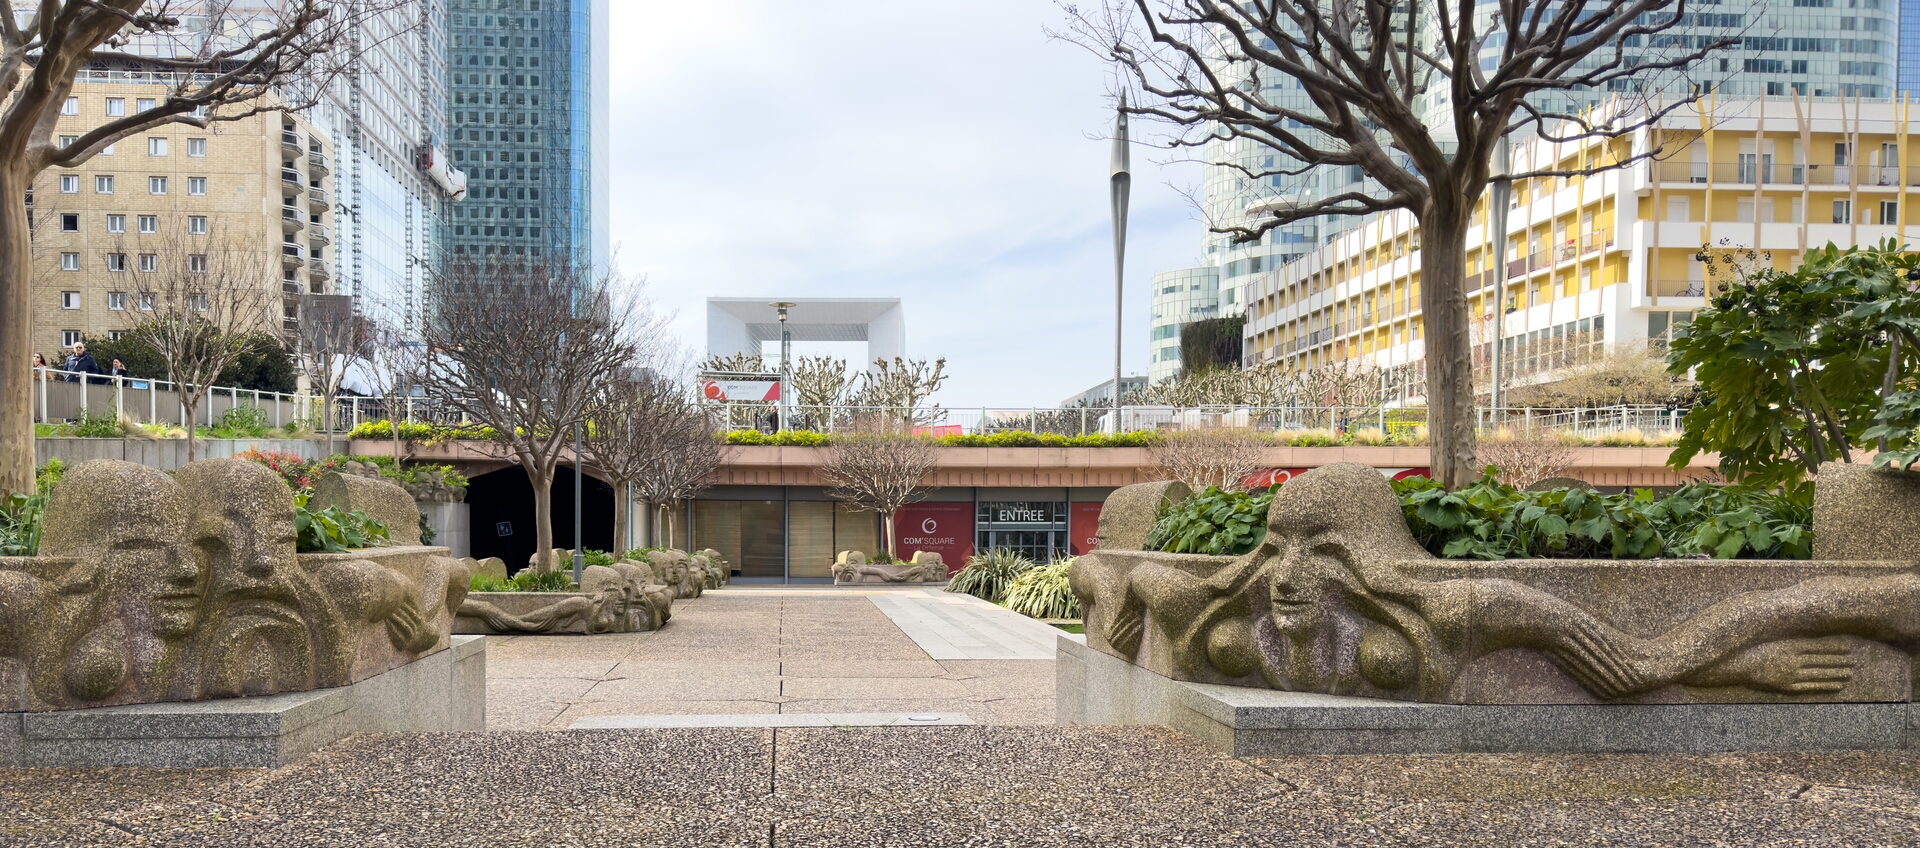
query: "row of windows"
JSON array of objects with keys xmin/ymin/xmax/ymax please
[
  {"xmin": 54, "ymin": 253, "xmax": 210, "ymax": 274},
  {"xmin": 452, "ymin": 73, "xmax": 541, "ymax": 87},
  {"xmin": 55, "ymin": 213, "xmax": 208, "ymax": 234},
  {"xmin": 451, "ymin": 225, "xmax": 545, "ymax": 238},
  {"xmin": 57, "ymin": 175, "xmax": 204, "ymax": 196},
  {"xmin": 454, "ymin": 129, "xmax": 543, "ymax": 144},
  {"xmin": 457, "ymin": 53, "xmax": 541, "ymax": 67},
  {"xmin": 454, "ymin": 109, "xmax": 542, "ymax": 125},
  {"xmin": 455, "ymin": 206, "xmax": 543, "ymax": 219}
]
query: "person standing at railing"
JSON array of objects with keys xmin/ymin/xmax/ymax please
[
  {"xmin": 109, "ymin": 358, "xmax": 127, "ymax": 380},
  {"xmin": 62, "ymin": 341, "xmax": 100, "ymax": 384},
  {"xmin": 31, "ymin": 353, "xmax": 48, "ymax": 382}
]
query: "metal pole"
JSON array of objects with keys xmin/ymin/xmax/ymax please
[
  {"xmin": 38, "ymin": 370, "xmax": 46, "ymax": 423},
  {"xmin": 1110, "ymin": 92, "xmax": 1132, "ymax": 436},
  {"xmin": 572, "ymin": 421, "xmax": 583, "ymax": 586},
  {"xmin": 1488, "ymin": 135, "xmax": 1513, "ymax": 414}
]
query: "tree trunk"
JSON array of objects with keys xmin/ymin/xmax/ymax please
[
  {"xmin": 530, "ymin": 465, "xmax": 554, "ymax": 573},
  {"xmin": 184, "ymin": 390, "xmax": 201, "ymax": 463},
  {"xmin": 0, "ymin": 165, "xmax": 32, "ymax": 495},
  {"xmin": 611, "ymin": 478, "xmax": 628, "ymax": 555},
  {"xmin": 323, "ymin": 393, "xmax": 335, "ymax": 455},
  {"xmin": 1417, "ymin": 205, "xmax": 1478, "ymax": 488},
  {"xmin": 882, "ymin": 510, "xmax": 896, "ymax": 561},
  {"xmin": 660, "ymin": 500, "xmax": 676, "ymax": 550}
]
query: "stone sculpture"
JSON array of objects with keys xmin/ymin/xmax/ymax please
[
  {"xmin": 831, "ymin": 550, "xmax": 944, "ymax": 584},
  {"xmin": 1071, "ymin": 462, "xmax": 1920, "ymax": 705},
  {"xmin": 648, "ymin": 550, "xmax": 704, "ymax": 599},
  {"xmin": 0, "ymin": 459, "xmax": 466, "ymax": 712},
  {"xmin": 311, "ymin": 471, "xmax": 423, "ymax": 545},
  {"xmin": 454, "ymin": 556, "xmax": 676, "ymax": 635},
  {"xmin": 697, "ymin": 549, "xmax": 732, "ymax": 588},
  {"xmin": 463, "ymin": 556, "xmax": 509, "ymax": 582}
]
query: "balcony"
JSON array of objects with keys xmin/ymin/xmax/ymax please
[
  {"xmin": 309, "ymin": 258, "xmax": 332, "ymax": 279},
  {"xmin": 280, "ymin": 242, "xmax": 305, "ymax": 267},
  {"xmin": 281, "ymin": 131, "xmax": 302, "ymax": 157},
  {"xmin": 281, "ymin": 169, "xmax": 302, "ymax": 188},
  {"xmin": 307, "ymin": 151, "xmax": 330, "ymax": 175},
  {"xmin": 1653, "ymin": 279, "xmax": 1707, "ymax": 298},
  {"xmin": 280, "ymin": 206, "xmax": 304, "ymax": 233},
  {"xmin": 308, "ymin": 188, "xmax": 329, "ymax": 209},
  {"xmin": 1656, "ymin": 160, "xmax": 1918, "ymax": 188},
  {"xmin": 282, "ymin": 281, "xmax": 302, "ymax": 295},
  {"xmin": 308, "ymin": 223, "xmax": 330, "ymax": 244}
]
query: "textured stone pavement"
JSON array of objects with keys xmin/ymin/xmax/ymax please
[
  {"xmin": 485, "ymin": 589, "xmax": 1056, "ymax": 730},
  {"xmin": 5, "ymin": 727, "xmax": 1920, "ymax": 845}
]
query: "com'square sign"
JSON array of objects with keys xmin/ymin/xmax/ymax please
[{"xmin": 894, "ymin": 502, "xmax": 974, "ymax": 565}]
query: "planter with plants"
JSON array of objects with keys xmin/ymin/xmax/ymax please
[
  {"xmin": 831, "ymin": 549, "xmax": 949, "ymax": 584},
  {"xmin": 451, "ymin": 547, "xmax": 687, "ymax": 635}
]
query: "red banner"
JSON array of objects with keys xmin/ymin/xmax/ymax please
[
  {"xmin": 893, "ymin": 502, "xmax": 975, "ymax": 566},
  {"xmin": 1068, "ymin": 502, "xmax": 1103, "ymax": 556}
]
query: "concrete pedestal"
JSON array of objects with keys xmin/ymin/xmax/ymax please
[
  {"xmin": 0, "ymin": 636, "xmax": 486, "ymax": 768},
  {"xmin": 422, "ymin": 502, "xmax": 471, "ymax": 559},
  {"xmin": 1057, "ymin": 636, "xmax": 1920, "ymax": 756}
]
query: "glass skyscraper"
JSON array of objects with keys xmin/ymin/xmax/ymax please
[{"xmin": 445, "ymin": 0, "xmax": 608, "ymax": 271}]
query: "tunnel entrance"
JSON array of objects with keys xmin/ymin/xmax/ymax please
[{"xmin": 465, "ymin": 465, "xmax": 615, "ymax": 570}]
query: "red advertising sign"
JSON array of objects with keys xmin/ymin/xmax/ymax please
[
  {"xmin": 893, "ymin": 502, "xmax": 975, "ymax": 566},
  {"xmin": 698, "ymin": 378, "xmax": 781, "ymax": 402},
  {"xmin": 1069, "ymin": 502, "xmax": 1103, "ymax": 556}
]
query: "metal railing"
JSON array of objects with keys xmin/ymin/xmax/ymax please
[
  {"xmin": 704, "ymin": 403, "xmax": 1690, "ymax": 441},
  {"xmin": 33, "ymin": 367, "xmax": 314, "ymax": 430},
  {"xmin": 1656, "ymin": 160, "xmax": 1918, "ymax": 187}
]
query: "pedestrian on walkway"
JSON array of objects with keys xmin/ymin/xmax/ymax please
[
  {"xmin": 63, "ymin": 342, "xmax": 99, "ymax": 384},
  {"xmin": 30, "ymin": 353, "xmax": 48, "ymax": 382}
]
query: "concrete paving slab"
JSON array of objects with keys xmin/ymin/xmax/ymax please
[
  {"xmin": 778, "ymin": 659, "xmax": 948, "ymax": 679},
  {"xmin": 571, "ymin": 712, "xmax": 975, "ymax": 729},
  {"xmin": 779, "ymin": 677, "xmax": 974, "ymax": 700}
]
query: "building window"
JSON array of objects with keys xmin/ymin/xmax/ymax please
[
  {"xmin": 60, "ymin": 291, "xmax": 79, "ymax": 309},
  {"xmin": 60, "ymin": 214, "xmax": 77, "ymax": 232},
  {"xmin": 108, "ymin": 330, "xmax": 124, "ymax": 341},
  {"xmin": 60, "ymin": 97, "xmax": 77, "ymax": 116},
  {"xmin": 61, "ymin": 330, "xmax": 81, "ymax": 347},
  {"xmin": 58, "ymin": 174, "xmax": 77, "ymax": 193},
  {"xmin": 107, "ymin": 292, "xmax": 126, "ymax": 310},
  {"xmin": 187, "ymin": 177, "xmax": 206, "ymax": 196},
  {"xmin": 148, "ymin": 176, "xmax": 167, "ymax": 195},
  {"xmin": 188, "ymin": 254, "xmax": 207, "ymax": 273},
  {"xmin": 137, "ymin": 293, "xmax": 153, "ymax": 311},
  {"xmin": 136, "ymin": 98, "xmax": 155, "ymax": 113},
  {"xmin": 106, "ymin": 214, "xmax": 125, "ymax": 233},
  {"xmin": 189, "ymin": 294, "xmax": 208, "ymax": 312},
  {"xmin": 187, "ymin": 138, "xmax": 207, "ymax": 157},
  {"xmin": 1833, "ymin": 199, "xmax": 1852, "ymax": 224},
  {"xmin": 137, "ymin": 253, "xmax": 158, "ymax": 273},
  {"xmin": 188, "ymin": 215, "xmax": 207, "ymax": 235},
  {"xmin": 138, "ymin": 215, "xmax": 157, "ymax": 234},
  {"xmin": 105, "ymin": 253, "xmax": 126, "ymax": 272},
  {"xmin": 1880, "ymin": 200, "xmax": 1898, "ymax": 225},
  {"xmin": 105, "ymin": 98, "xmax": 124, "ymax": 117},
  {"xmin": 147, "ymin": 137, "xmax": 167, "ymax": 156},
  {"xmin": 58, "ymin": 135, "xmax": 76, "ymax": 148},
  {"xmin": 95, "ymin": 175, "xmax": 113, "ymax": 194},
  {"xmin": 60, "ymin": 252, "xmax": 78, "ymax": 271}
]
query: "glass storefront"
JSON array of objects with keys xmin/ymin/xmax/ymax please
[
  {"xmin": 975, "ymin": 501, "xmax": 1069, "ymax": 563},
  {"xmin": 687, "ymin": 497, "xmax": 878, "ymax": 582}
]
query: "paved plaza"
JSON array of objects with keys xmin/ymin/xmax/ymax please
[{"xmin": 3, "ymin": 586, "xmax": 1919, "ymax": 845}]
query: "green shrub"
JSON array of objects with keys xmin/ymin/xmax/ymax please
[
  {"xmin": 1004, "ymin": 560, "xmax": 1081, "ymax": 619},
  {"xmin": 1144, "ymin": 486, "xmax": 1278, "ymax": 555},
  {"xmin": 0, "ymin": 460, "xmax": 65, "ymax": 556},
  {"xmin": 293, "ymin": 498, "xmax": 393, "ymax": 553},
  {"xmin": 621, "ymin": 546, "xmax": 670, "ymax": 562},
  {"xmin": 723, "ymin": 429, "xmax": 829, "ymax": 446},
  {"xmin": 343, "ymin": 454, "xmax": 470, "ymax": 489},
  {"xmin": 68, "ymin": 408, "xmax": 124, "ymax": 438},
  {"xmin": 582, "ymin": 548, "xmax": 618, "ymax": 567},
  {"xmin": 346, "ymin": 419, "xmax": 495, "ymax": 442},
  {"xmin": 935, "ymin": 430, "xmax": 1162, "ymax": 448},
  {"xmin": 214, "ymin": 405, "xmax": 271, "ymax": 438},
  {"xmin": 1392, "ymin": 473, "xmax": 1814, "ymax": 560},
  {"xmin": 471, "ymin": 569, "xmax": 577, "ymax": 593},
  {"xmin": 945, "ymin": 549, "xmax": 1036, "ymax": 603}
]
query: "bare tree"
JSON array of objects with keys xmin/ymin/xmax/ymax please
[
  {"xmin": 0, "ymin": 0, "xmax": 403, "ymax": 494},
  {"xmin": 789, "ymin": 354, "xmax": 850, "ymax": 430},
  {"xmin": 126, "ymin": 230, "xmax": 274, "ymax": 462},
  {"xmin": 845, "ymin": 357, "xmax": 948, "ymax": 429},
  {"xmin": 1478, "ymin": 429, "xmax": 1579, "ymax": 489},
  {"xmin": 586, "ymin": 367, "xmax": 729, "ymax": 550},
  {"xmin": 295, "ymin": 294, "xmax": 363, "ymax": 455},
  {"xmin": 818, "ymin": 426, "xmax": 940, "ymax": 560},
  {"xmin": 1511, "ymin": 345, "xmax": 1692, "ymax": 408},
  {"xmin": 1061, "ymin": 1, "xmax": 1731, "ymax": 486},
  {"xmin": 1150, "ymin": 426, "xmax": 1269, "ymax": 492},
  {"xmin": 415, "ymin": 257, "xmax": 660, "ymax": 573},
  {"xmin": 356, "ymin": 319, "xmax": 418, "ymax": 467}
]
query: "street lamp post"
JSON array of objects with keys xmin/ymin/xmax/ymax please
[
  {"xmin": 572, "ymin": 421, "xmax": 583, "ymax": 586},
  {"xmin": 769, "ymin": 301, "xmax": 794, "ymax": 431},
  {"xmin": 1110, "ymin": 92, "xmax": 1132, "ymax": 429},
  {"xmin": 1487, "ymin": 136, "xmax": 1512, "ymax": 418}
]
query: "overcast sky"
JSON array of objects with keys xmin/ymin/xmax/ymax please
[{"xmin": 609, "ymin": 1, "xmax": 1204, "ymax": 409}]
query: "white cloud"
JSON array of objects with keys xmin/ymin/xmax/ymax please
[{"xmin": 611, "ymin": 0, "xmax": 1207, "ymax": 408}]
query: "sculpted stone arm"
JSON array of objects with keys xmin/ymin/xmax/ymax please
[{"xmin": 1447, "ymin": 578, "xmax": 1656, "ymax": 699}]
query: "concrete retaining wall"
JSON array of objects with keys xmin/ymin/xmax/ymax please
[{"xmin": 36, "ymin": 437, "xmax": 321, "ymax": 471}]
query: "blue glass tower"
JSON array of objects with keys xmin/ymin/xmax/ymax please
[{"xmin": 445, "ymin": 0, "xmax": 607, "ymax": 270}]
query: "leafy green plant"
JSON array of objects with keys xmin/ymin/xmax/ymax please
[
  {"xmin": 0, "ymin": 460, "xmax": 64, "ymax": 556},
  {"xmin": 582, "ymin": 548, "xmax": 618, "ymax": 567},
  {"xmin": 621, "ymin": 546, "xmax": 670, "ymax": 562},
  {"xmin": 1003, "ymin": 559, "xmax": 1082, "ymax": 619},
  {"xmin": 936, "ymin": 430, "xmax": 1162, "ymax": 448},
  {"xmin": 1670, "ymin": 240, "xmax": 1920, "ymax": 486},
  {"xmin": 471, "ymin": 568, "xmax": 577, "ymax": 592},
  {"xmin": 724, "ymin": 429, "xmax": 830, "ymax": 446},
  {"xmin": 345, "ymin": 419, "xmax": 496, "ymax": 442},
  {"xmin": 293, "ymin": 499, "xmax": 394, "ymax": 553},
  {"xmin": 68, "ymin": 407, "xmax": 124, "ymax": 438},
  {"xmin": 1392, "ymin": 472, "xmax": 1814, "ymax": 560},
  {"xmin": 1144, "ymin": 486, "xmax": 1278, "ymax": 555},
  {"xmin": 944, "ymin": 548, "xmax": 1036, "ymax": 603},
  {"xmin": 419, "ymin": 511, "xmax": 436, "ymax": 545},
  {"xmin": 214, "ymin": 404, "xmax": 271, "ymax": 438}
]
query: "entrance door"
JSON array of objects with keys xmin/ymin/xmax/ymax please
[{"xmin": 977, "ymin": 530, "xmax": 1065, "ymax": 563}]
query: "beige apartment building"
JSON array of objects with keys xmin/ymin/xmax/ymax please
[
  {"xmin": 1241, "ymin": 95, "xmax": 1920, "ymax": 400},
  {"xmin": 28, "ymin": 70, "xmax": 337, "ymax": 361}
]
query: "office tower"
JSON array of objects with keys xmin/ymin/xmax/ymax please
[{"xmin": 445, "ymin": 0, "xmax": 609, "ymax": 271}]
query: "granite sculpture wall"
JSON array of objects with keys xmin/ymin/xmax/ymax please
[
  {"xmin": 0, "ymin": 459, "xmax": 469, "ymax": 712},
  {"xmin": 1069, "ymin": 462, "xmax": 1920, "ymax": 705}
]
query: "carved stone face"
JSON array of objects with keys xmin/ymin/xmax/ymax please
[
  {"xmin": 1266, "ymin": 537, "xmax": 1337, "ymax": 637},
  {"xmin": 106, "ymin": 509, "xmax": 202, "ymax": 641},
  {"xmin": 40, "ymin": 460, "xmax": 202, "ymax": 642}
]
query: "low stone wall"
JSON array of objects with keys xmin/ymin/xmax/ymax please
[
  {"xmin": 0, "ymin": 635, "xmax": 485, "ymax": 768},
  {"xmin": 35, "ymin": 437, "xmax": 321, "ymax": 471}
]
